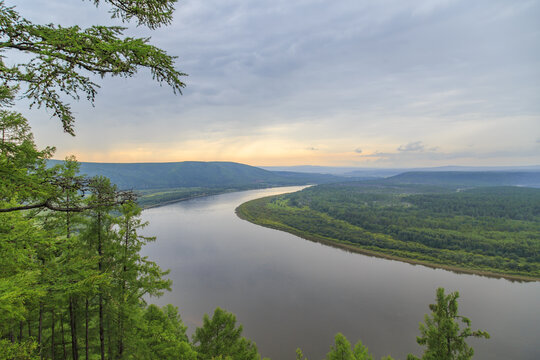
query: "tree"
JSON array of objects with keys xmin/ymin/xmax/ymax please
[
  {"xmin": 353, "ymin": 340, "xmax": 373, "ymax": 360},
  {"xmin": 407, "ymin": 288, "xmax": 489, "ymax": 360},
  {"xmin": 0, "ymin": 1, "xmax": 186, "ymax": 359},
  {"xmin": 192, "ymin": 308, "xmax": 261, "ymax": 360},
  {"xmin": 109, "ymin": 200, "xmax": 172, "ymax": 358},
  {"xmin": 0, "ymin": 0, "xmax": 186, "ymax": 135},
  {"xmin": 0, "ymin": 106, "xmax": 135, "ymax": 214},
  {"xmin": 296, "ymin": 348, "xmax": 308, "ymax": 360},
  {"xmin": 325, "ymin": 333, "xmax": 390, "ymax": 360},
  {"xmin": 0, "ymin": 103, "xmax": 56, "ymax": 212},
  {"xmin": 325, "ymin": 333, "xmax": 355, "ymax": 360},
  {"xmin": 130, "ymin": 304, "xmax": 197, "ymax": 360}
]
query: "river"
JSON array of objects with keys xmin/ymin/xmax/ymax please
[{"xmin": 141, "ymin": 186, "xmax": 540, "ymax": 360}]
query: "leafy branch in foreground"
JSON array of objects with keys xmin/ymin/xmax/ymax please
[
  {"xmin": 91, "ymin": 0, "xmax": 178, "ymax": 29},
  {"xmin": 0, "ymin": 0, "xmax": 186, "ymax": 135},
  {"xmin": 0, "ymin": 106, "xmax": 135, "ymax": 213}
]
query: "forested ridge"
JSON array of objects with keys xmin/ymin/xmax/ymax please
[
  {"xmin": 237, "ymin": 182, "xmax": 540, "ymax": 279},
  {"xmin": 45, "ymin": 160, "xmax": 361, "ymax": 209},
  {"xmin": 47, "ymin": 160, "xmax": 351, "ymax": 191},
  {"xmin": 383, "ymin": 171, "xmax": 540, "ymax": 187}
]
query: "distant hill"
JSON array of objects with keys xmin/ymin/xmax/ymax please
[
  {"xmin": 384, "ymin": 171, "xmax": 540, "ymax": 187},
  {"xmin": 48, "ymin": 160, "xmax": 351, "ymax": 190},
  {"xmin": 262, "ymin": 165, "xmax": 540, "ymax": 177},
  {"xmin": 261, "ymin": 165, "xmax": 362, "ymax": 175}
]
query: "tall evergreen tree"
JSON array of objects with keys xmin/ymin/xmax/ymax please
[
  {"xmin": 325, "ymin": 333, "xmax": 389, "ymax": 360},
  {"xmin": 407, "ymin": 288, "xmax": 489, "ymax": 360},
  {"xmin": 129, "ymin": 304, "xmax": 197, "ymax": 360},
  {"xmin": 192, "ymin": 308, "xmax": 261, "ymax": 360}
]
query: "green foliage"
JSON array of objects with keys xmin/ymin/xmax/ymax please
[
  {"xmin": 0, "ymin": 339, "xmax": 38, "ymax": 360},
  {"xmin": 193, "ymin": 308, "xmax": 261, "ymax": 360},
  {"xmin": 91, "ymin": 0, "xmax": 178, "ymax": 29},
  {"xmin": 353, "ymin": 340, "xmax": 374, "ymax": 360},
  {"xmin": 130, "ymin": 304, "xmax": 196, "ymax": 360},
  {"xmin": 296, "ymin": 348, "xmax": 308, "ymax": 360},
  {"xmin": 237, "ymin": 182, "xmax": 540, "ymax": 278},
  {"xmin": 0, "ymin": 106, "xmax": 173, "ymax": 358},
  {"xmin": 407, "ymin": 288, "xmax": 489, "ymax": 360},
  {"xmin": 0, "ymin": 103, "xmax": 55, "ymax": 210},
  {"xmin": 325, "ymin": 333, "xmax": 355, "ymax": 360},
  {"xmin": 0, "ymin": 0, "xmax": 185, "ymax": 135},
  {"xmin": 325, "ymin": 333, "xmax": 389, "ymax": 360}
]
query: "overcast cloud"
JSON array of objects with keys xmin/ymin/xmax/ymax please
[{"xmin": 9, "ymin": 0, "xmax": 540, "ymax": 166}]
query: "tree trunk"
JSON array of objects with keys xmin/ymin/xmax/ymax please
[
  {"xmin": 98, "ymin": 212, "xmax": 105, "ymax": 360},
  {"xmin": 19, "ymin": 321, "xmax": 23, "ymax": 341},
  {"xmin": 60, "ymin": 312, "xmax": 67, "ymax": 360},
  {"xmin": 107, "ymin": 314, "xmax": 113, "ymax": 360},
  {"xmin": 51, "ymin": 309, "xmax": 55, "ymax": 360},
  {"xmin": 118, "ymin": 217, "xmax": 129, "ymax": 359},
  {"xmin": 117, "ymin": 312, "xmax": 124, "ymax": 359},
  {"xmin": 85, "ymin": 298, "xmax": 89, "ymax": 360},
  {"xmin": 69, "ymin": 298, "xmax": 79, "ymax": 360},
  {"xmin": 38, "ymin": 303, "xmax": 43, "ymax": 359},
  {"xmin": 66, "ymin": 192, "xmax": 70, "ymax": 239},
  {"xmin": 99, "ymin": 295, "xmax": 105, "ymax": 360}
]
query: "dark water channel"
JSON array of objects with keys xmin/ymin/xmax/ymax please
[{"xmin": 141, "ymin": 186, "xmax": 540, "ymax": 360}]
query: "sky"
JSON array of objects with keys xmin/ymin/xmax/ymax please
[{"xmin": 8, "ymin": 0, "xmax": 540, "ymax": 167}]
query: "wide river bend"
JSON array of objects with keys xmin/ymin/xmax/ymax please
[{"xmin": 141, "ymin": 186, "xmax": 540, "ymax": 360}]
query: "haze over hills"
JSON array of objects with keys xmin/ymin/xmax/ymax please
[
  {"xmin": 48, "ymin": 160, "xmax": 540, "ymax": 190},
  {"xmin": 48, "ymin": 160, "xmax": 356, "ymax": 190},
  {"xmin": 262, "ymin": 165, "xmax": 540, "ymax": 177}
]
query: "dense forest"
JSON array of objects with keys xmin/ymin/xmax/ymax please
[{"xmin": 237, "ymin": 182, "xmax": 540, "ymax": 280}]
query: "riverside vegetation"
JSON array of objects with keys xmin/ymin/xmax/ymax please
[
  {"xmin": 237, "ymin": 182, "xmax": 540, "ymax": 280},
  {"xmin": 1, "ymin": 0, "xmax": 491, "ymax": 358}
]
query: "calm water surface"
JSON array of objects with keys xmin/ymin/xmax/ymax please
[{"xmin": 141, "ymin": 187, "xmax": 540, "ymax": 360}]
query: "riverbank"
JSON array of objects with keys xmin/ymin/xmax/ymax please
[
  {"xmin": 138, "ymin": 185, "xmax": 285, "ymax": 209},
  {"xmin": 236, "ymin": 196, "xmax": 539, "ymax": 282},
  {"xmin": 140, "ymin": 190, "xmax": 231, "ymax": 209}
]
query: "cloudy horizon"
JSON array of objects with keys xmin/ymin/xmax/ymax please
[{"xmin": 9, "ymin": 0, "xmax": 540, "ymax": 167}]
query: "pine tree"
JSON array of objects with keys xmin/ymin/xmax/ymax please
[
  {"xmin": 325, "ymin": 333, "xmax": 390, "ymax": 360},
  {"xmin": 192, "ymin": 308, "xmax": 261, "ymax": 360},
  {"xmin": 407, "ymin": 288, "xmax": 490, "ymax": 360},
  {"xmin": 129, "ymin": 304, "xmax": 197, "ymax": 360},
  {"xmin": 325, "ymin": 333, "xmax": 355, "ymax": 360},
  {"xmin": 295, "ymin": 348, "xmax": 308, "ymax": 360}
]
